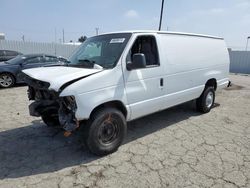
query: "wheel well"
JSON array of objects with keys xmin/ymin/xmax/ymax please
[
  {"xmin": 205, "ymin": 78, "xmax": 217, "ymax": 91},
  {"xmin": 90, "ymin": 101, "xmax": 127, "ymax": 118}
]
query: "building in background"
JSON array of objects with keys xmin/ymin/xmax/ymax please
[
  {"xmin": 229, "ymin": 49, "xmax": 250, "ymax": 74},
  {"xmin": 0, "ymin": 33, "xmax": 5, "ymax": 40}
]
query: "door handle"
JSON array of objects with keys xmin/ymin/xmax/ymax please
[{"xmin": 160, "ymin": 78, "xmax": 164, "ymax": 87}]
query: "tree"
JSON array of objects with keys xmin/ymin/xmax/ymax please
[{"xmin": 78, "ymin": 36, "xmax": 87, "ymax": 43}]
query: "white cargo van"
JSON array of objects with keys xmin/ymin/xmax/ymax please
[{"xmin": 22, "ymin": 30, "xmax": 230, "ymax": 155}]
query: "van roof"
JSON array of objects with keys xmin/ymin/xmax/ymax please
[{"xmin": 100, "ymin": 30, "xmax": 223, "ymax": 40}]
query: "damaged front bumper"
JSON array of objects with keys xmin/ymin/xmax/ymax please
[{"xmin": 25, "ymin": 76, "xmax": 80, "ymax": 132}]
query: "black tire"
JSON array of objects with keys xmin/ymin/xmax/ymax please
[
  {"xmin": 84, "ymin": 108, "xmax": 127, "ymax": 156},
  {"xmin": 0, "ymin": 73, "xmax": 15, "ymax": 88},
  {"xmin": 196, "ymin": 86, "xmax": 215, "ymax": 113},
  {"xmin": 41, "ymin": 110, "xmax": 60, "ymax": 127}
]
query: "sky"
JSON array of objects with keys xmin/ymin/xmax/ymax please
[{"xmin": 0, "ymin": 0, "xmax": 250, "ymax": 49}]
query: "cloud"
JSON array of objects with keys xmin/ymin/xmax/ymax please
[
  {"xmin": 210, "ymin": 8, "xmax": 225, "ymax": 14},
  {"xmin": 240, "ymin": 13, "xmax": 250, "ymax": 25},
  {"xmin": 191, "ymin": 8, "xmax": 225, "ymax": 16},
  {"xmin": 124, "ymin": 10, "xmax": 139, "ymax": 19},
  {"xmin": 236, "ymin": 0, "xmax": 250, "ymax": 9},
  {"xmin": 170, "ymin": 7, "xmax": 226, "ymax": 31}
]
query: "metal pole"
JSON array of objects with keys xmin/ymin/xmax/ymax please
[
  {"xmin": 95, "ymin": 27, "xmax": 99, "ymax": 36},
  {"xmin": 62, "ymin": 29, "xmax": 65, "ymax": 43},
  {"xmin": 54, "ymin": 28, "xmax": 57, "ymax": 55},
  {"xmin": 246, "ymin": 37, "xmax": 250, "ymax": 51},
  {"xmin": 54, "ymin": 28, "xmax": 57, "ymax": 43},
  {"xmin": 158, "ymin": 0, "xmax": 165, "ymax": 31}
]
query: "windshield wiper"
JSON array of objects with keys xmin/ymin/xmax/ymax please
[
  {"xmin": 78, "ymin": 59, "xmax": 94, "ymax": 63},
  {"xmin": 77, "ymin": 59, "xmax": 103, "ymax": 69}
]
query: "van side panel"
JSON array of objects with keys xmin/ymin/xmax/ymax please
[
  {"xmin": 156, "ymin": 34, "xmax": 229, "ymax": 111},
  {"xmin": 123, "ymin": 33, "xmax": 229, "ymax": 121}
]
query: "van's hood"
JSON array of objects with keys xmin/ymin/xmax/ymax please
[{"xmin": 22, "ymin": 66, "xmax": 102, "ymax": 91}]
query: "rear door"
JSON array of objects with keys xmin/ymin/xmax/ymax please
[{"xmin": 122, "ymin": 34, "xmax": 165, "ymax": 120}]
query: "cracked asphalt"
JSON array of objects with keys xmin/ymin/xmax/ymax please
[{"xmin": 0, "ymin": 74, "xmax": 250, "ymax": 188}]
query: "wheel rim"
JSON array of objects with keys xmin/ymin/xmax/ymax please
[
  {"xmin": 98, "ymin": 114, "xmax": 119, "ymax": 145},
  {"xmin": 0, "ymin": 75, "xmax": 13, "ymax": 87},
  {"xmin": 205, "ymin": 91, "xmax": 214, "ymax": 108}
]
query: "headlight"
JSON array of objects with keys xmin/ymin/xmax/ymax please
[{"xmin": 62, "ymin": 96, "xmax": 77, "ymax": 112}]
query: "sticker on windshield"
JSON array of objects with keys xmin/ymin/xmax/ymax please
[{"xmin": 110, "ymin": 38, "xmax": 125, "ymax": 43}]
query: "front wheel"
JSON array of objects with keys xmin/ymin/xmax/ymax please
[
  {"xmin": 196, "ymin": 86, "xmax": 215, "ymax": 113},
  {"xmin": 84, "ymin": 108, "xmax": 127, "ymax": 156}
]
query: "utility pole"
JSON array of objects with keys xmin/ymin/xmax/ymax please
[
  {"xmin": 158, "ymin": 0, "xmax": 165, "ymax": 31},
  {"xmin": 54, "ymin": 28, "xmax": 57, "ymax": 55},
  {"xmin": 62, "ymin": 29, "xmax": 65, "ymax": 43},
  {"xmin": 95, "ymin": 27, "xmax": 99, "ymax": 36},
  {"xmin": 54, "ymin": 28, "xmax": 57, "ymax": 43},
  {"xmin": 246, "ymin": 36, "xmax": 250, "ymax": 51}
]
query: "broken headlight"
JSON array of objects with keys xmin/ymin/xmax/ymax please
[{"xmin": 62, "ymin": 96, "xmax": 77, "ymax": 112}]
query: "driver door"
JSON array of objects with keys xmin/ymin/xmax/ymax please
[{"xmin": 123, "ymin": 35, "xmax": 165, "ymax": 120}]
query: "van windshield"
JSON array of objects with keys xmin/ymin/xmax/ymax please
[{"xmin": 69, "ymin": 33, "xmax": 131, "ymax": 69}]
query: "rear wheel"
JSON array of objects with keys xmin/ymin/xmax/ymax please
[
  {"xmin": 84, "ymin": 108, "xmax": 127, "ymax": 156},
  {"xmin": 196, "ymin": 86, "xmax": 215, "ymax": 113},
  {"xmin": 0, "ymin": 73, "xmax": 15, "ymax": 88}
]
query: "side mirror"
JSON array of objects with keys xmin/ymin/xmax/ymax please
[{"xmin": 126, "ymin": 53, "xmax": 146, "ymax": 71}]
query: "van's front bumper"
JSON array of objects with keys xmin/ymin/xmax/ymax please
[
  {"xmin": 27, "ymin": 86, "xmax": 79, "ymax": 133},
  {"xmin": 29, "ymin": 99, "xmax": 79, "ymax": 132}
]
